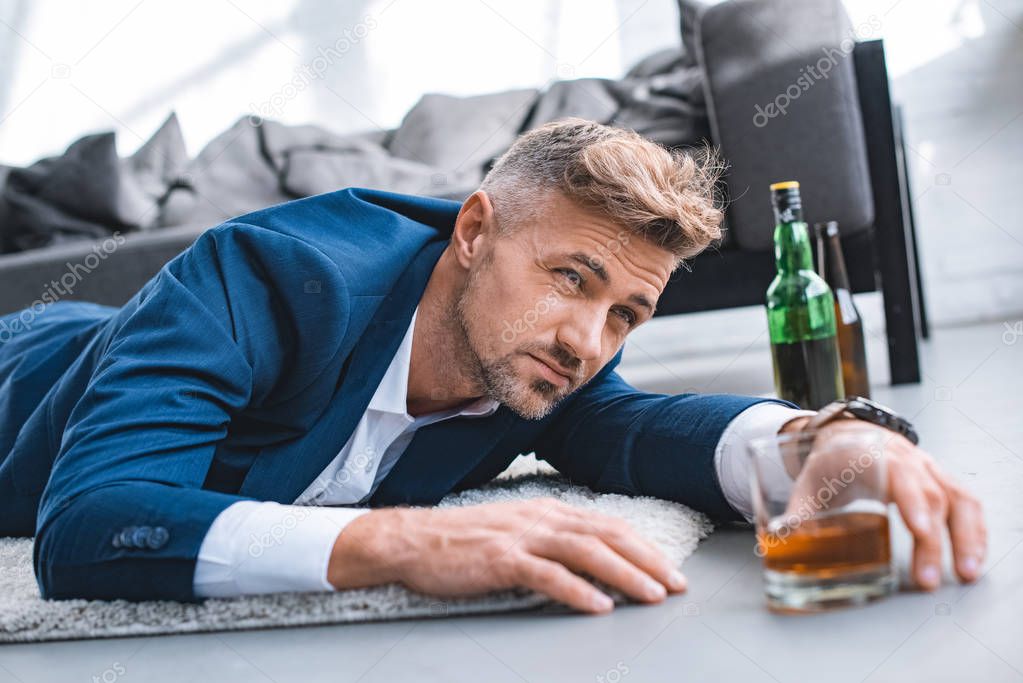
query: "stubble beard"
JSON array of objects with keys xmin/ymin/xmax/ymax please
[{"xmin": 451, "ymin": 272, "xmax": 573, "ymax": 421}]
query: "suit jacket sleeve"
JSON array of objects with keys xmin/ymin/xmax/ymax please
[
  {"xmin": 533, "ymin": 351, "xmax": 797, "ymax": 522},
  {"xmin": 34, "ymin": 221, "xmax": 351, "ymax": 601}
]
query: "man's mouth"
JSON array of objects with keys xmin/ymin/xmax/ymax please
[{"xmin": 526, "ymin": 353, "xmax": 573, "ymax": 388}]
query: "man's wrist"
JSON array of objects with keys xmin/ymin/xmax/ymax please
[
  {"xmin": 714, "ymin": 403, "xmax": 818, "ymax": 522},
  {"xmin": 327, "ymin": 508, "xmax": 408, "ymax": 590},
  {"xmin": 195, "ymin": 502, "xmax": 371, "ymax": 598},
  {"xmin": 778, "ymin": 414, "xmax": 814, "ymax": 435}
]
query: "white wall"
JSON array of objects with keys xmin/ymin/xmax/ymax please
[
  {"xmin": 844, "ymin": 0, "xmax": 1023, "ymax": 326},
  {"xmin": 0, "ymin": 0, "xmax": 680, "ymax": 162}
]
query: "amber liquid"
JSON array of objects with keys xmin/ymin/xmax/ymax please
[
  {"xmin": 835, "ymin": 299, "xmax": 871, "ymax": 399},
  {"xmin": 758, "ymin": 511, "xmax": 891, "ymax": 577}
]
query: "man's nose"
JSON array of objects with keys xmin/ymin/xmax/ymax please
[{"xmin": 556, "ymin": 310, "xmax": 603, "ymax": 362}]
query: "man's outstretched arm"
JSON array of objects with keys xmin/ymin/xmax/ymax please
[
  {"xmin": 531, "ymin": 366, "xmax": 800, "ymax": 522},
  {"xmin": 533, "ymin": 366, "xmax": 986, "ymax": 591},
  {"xmin": 322, "ymin": 365, "xmax": 805, "ymax": 613}
]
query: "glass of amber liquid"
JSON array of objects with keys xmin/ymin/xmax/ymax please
[{"xmin": 748, "ymin": 428, "xmax": 896, "ymax": 612}]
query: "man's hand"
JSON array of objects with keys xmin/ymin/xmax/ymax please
[
  {"xmin": 326, "ymin": 498, "xmax": 687, "ymax": 614},
  {"xmin": 780, "ymin": 415, "xmax": 987, "ymax": 590}
]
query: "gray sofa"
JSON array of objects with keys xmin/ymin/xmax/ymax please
[{"xmin": 0, "ymin": 0, "xmax": 925, "ymax": 383}]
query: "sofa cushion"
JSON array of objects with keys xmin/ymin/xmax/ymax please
[
  {"xmin": 694, "ymin": 0, "xmax": 874, "ymax": 250},
  {"xmin": 0, "ymin": 222, "xmax": 208, "ymax": 315},
  {"xmin": 388, "ymin": 89, "xmax": 538, "ymax": 184}
]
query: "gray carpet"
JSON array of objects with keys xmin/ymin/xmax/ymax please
[{"xmin": 0, "ymin": 456, "xmax": 712, "ymax": 643}]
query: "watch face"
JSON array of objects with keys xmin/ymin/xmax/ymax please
[{"xmin": 848, "ymin": 396, "xmax": 896, "ymax": 416}]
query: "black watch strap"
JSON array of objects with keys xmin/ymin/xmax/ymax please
[{"xmin": 804, "ymin": 396, "xmax": 919, "ymax": 445}]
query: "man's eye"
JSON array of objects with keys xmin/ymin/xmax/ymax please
[
  {"xmin": 555, "ymin": 268, "xmax": 583, "ymax": 288},
  {"xmin": 614, "ymin": 307, "xmax": 637, "ymax": 326}
]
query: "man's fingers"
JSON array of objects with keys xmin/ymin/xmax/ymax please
[
  {"xmin": 910, "ymin": 507, "xmax": 946, "ymax": 591},
  {"xmin": 534, "ymin": 531, "xmax": 668, "ymax": 604},
  {"xmin": 554, "ymin": 510, "xmax": 686, "ymax": 593},
  {"xmin": 925, "ymin": 464, "xmax": 987, "ymax": 582},
  {"xmin": 522, "ymin": 503, "xmax": 683, "ymax": 603},
  {"xmin": 514, "ymin": 554, "xmax": 614, "ymax": 614},
  {"xmin": 890, "ymin": 459, "xmax": 947, "ymax": 590},
  {"xmin": 946, "ymin": 494, "xmax": 985, "ymax": 582}
]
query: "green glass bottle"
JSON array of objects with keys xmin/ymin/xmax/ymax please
[{"xmin": 765, "ymin": 181, "xmax": 844, "ymax": 409}]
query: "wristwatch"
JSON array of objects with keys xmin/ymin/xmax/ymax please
[{"xmin": 803, "ymin": 396, "xmax": 919, "ymax": 445}]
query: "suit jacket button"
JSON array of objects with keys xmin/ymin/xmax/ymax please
[
  {"xmin": 131, "ymin": 526, "xmax": 152, "ymax": 548},
  {"xmin": 117, "ymin": 527, "xmax": 136, "ymax": 547},
  {"xmin": 147, "ymin": 526, "xmax": 169, "ymax": 549}
]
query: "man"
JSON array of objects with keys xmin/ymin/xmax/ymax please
[{"xmin": 0, "ymin": 119, "xmax": 985, "ymax": 612}]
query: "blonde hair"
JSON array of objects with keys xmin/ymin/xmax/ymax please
[{"xmin": 479, "ymin": 117, "xmax": 725, "ymax": 264}]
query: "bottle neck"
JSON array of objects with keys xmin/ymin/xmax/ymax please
[
  {"xmin": 823, "ymin": 230, "xmax": 852, "ymax": 291},
  {"xmin": 774, "ymin": 214, "xmax": 814, "ymax": 273}
]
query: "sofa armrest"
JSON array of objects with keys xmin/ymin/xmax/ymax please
[
  {"xmin": 0, "ymin": 223, "xmax": 208, "ymax": 315},
  {"xmin": 693, "ymin": 0, "xmax": 874, "ymax": 250}
]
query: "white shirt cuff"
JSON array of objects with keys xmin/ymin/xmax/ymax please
[
  {"xmin": 193, "ymin": 501, "xmax": 369, "ymax": 598},
  {"xmin": 714, "ymin": 402, "xmax": 817, "ymax": 522}
]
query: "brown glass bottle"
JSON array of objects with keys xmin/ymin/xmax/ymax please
[{"xmin": 814, "ymin": 221, "xmax": 871, "ymax": 398}]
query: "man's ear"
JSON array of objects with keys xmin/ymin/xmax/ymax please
[{"xmin": 451, "ymin": 190, "xmax": 496, "ymax": 270}]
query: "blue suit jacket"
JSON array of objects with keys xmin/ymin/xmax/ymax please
[{"xmin": 0, "ymin": 187, "xmax": 793, "ymax": 601}]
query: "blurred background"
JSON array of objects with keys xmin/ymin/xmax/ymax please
[{"xmin": 0, "ymin": 0, "xmax": 1020, "ymax": 396}]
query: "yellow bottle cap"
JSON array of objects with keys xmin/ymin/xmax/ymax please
[{"xmin": 769, "ymin": 180, "xmax": 800, "ymax": 190}]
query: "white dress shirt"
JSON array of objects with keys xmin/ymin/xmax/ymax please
[{"xmin": 193, "ymin": 307, "xmax": 813, "ymax": 598}]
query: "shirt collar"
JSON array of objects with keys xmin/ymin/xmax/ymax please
[{"xmin": 368, "ymin": 305, "xmax": 501, "ymax": 418}]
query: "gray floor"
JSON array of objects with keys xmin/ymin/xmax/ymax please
[{"xmin": 1, "ymin": 317, "xmax": 1020, "ymax": 683}]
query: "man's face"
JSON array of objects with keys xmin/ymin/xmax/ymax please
[{"xmin": 454, "ymin": 192, "xmax": 675, "ymax": 420}]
